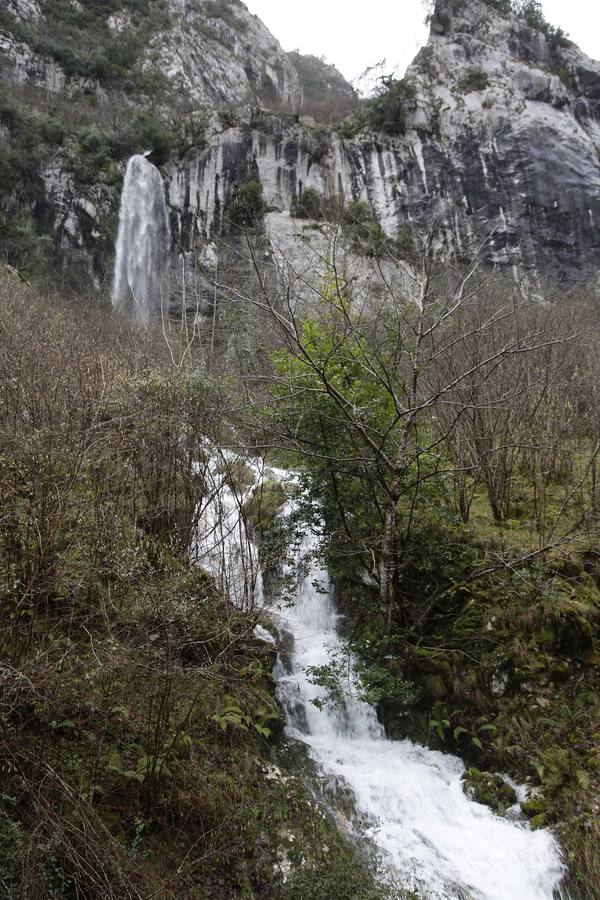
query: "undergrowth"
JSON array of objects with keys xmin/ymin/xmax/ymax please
[{"xmin": 0, "ymin": 269, "xmax": 384, "ymax": 898}]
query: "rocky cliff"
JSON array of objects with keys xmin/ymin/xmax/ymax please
[{"xmin": 1, "ymin": 0, "xmax": 600, "ymax": 292}]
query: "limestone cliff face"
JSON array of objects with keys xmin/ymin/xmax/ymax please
[
  {"xmin": 2, "ymin": 0, "xmax": 600, "ymax": 290},
  {"xmin": 0, "ymin": 0, "xmax": 305, "ymax": 286},
  {"xmin": 1, "ymin": 0, "xmax": 300, "ymax": 108},
  {"xmin": 165, "ymin": 0, "xmax": 600, "ymax": 287},
  {"xmin": 153, "ymin": 0, "xmax": 300, "ymax": 108},
  {"xmin": 402, "ymin": 0, "xmax": 600, "ymax": 283}
]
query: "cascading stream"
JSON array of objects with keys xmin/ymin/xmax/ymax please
[
  {"xmin": 193, "ymin": 461, "xmax": 567, "ymax": 900},
  {"xmin": 191, "ymin": 450, "xmax": 265, "ymax": 612},
  {"xmin": 274, "ymin": 505, "xmax": 567, "ymax": 899},
  {"xmin": 112, "ymin": 154, "xmax": 171, "ymax": 324}
]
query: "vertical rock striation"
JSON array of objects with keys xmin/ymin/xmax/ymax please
[
  {"xmin": 2, "ymin": 0, "xmax": 600, "ymax": 290},
  {"xmin": 164, "ymin": 0, "xmax": 600, "ymax": 287}
]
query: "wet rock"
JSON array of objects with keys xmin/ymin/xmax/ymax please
[{"xmin": 462, "ymin": 767, "xmax": 518, "ymax": 814}]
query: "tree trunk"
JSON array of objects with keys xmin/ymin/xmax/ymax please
[{"xmin": 379, "ymin": 475, "xmax": 401, "ymax": 627}]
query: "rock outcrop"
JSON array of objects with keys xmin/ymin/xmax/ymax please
[
  {"xmin": 1, "ymin": 0, "xmax": 301, "ymax": 109},
  {"xmin": 2, "ymin": 0, "xmax": 600, "ymax": 291},
  {"xmin": 153, "ymin": 0, "xmax": 301, "ymax": 109},
  {"xmin": 165, "ymin": 0, "xmax": 600, "ymax": 287}
]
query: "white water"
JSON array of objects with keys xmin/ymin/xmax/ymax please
[
  {"xmin": 112, "ymin": 154, "xmax": 171, "ymax": 324},
  {"xmin": 191, "ymin": 450, "xmax": 263, "ymax": 611},
  {"xmin": 274, "ymin": 505, "xmax": 567, "ymax": 900},
  {"xmin": 193, "ymin": 461, "xmax": 567, "ymax": 899}
]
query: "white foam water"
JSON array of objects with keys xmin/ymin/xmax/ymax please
[
  {"xmin": 190, "ymin": 450, "xmax": 262, "ymax": 611},
  {"xmin": 274, "ymin": 508, "xmax": 567, "ymax": 900},
  {"xmin": 192, "ymin": 461, "xmax": 567, "ymax": 899},
  {"xmin": 112, "ymin": 154, "xmax": 171, "ymax": 324}
]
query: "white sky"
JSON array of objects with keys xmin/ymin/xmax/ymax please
[{"xmin": 243, "ymin": 0, "xmax": 600, "ymax": 87}]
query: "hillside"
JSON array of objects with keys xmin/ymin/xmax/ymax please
[{"xmin": 1, "ymin": 2, "xmax": 600, "ymax": 898}]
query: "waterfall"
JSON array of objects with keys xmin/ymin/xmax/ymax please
[
  {"xmin": 112, "ymin": 154, "xmax": 171, "ymax": 324},
  {"xmin": 191, "ymin": 449, "xmax": 264, "ymax": 611},
  {"xmin": 275, "ymin": 503, "xmax": 567, "ymax": 900},
  {"xmin": 192, "ymin": 462, "xmax": 567, "ymax": 899}
]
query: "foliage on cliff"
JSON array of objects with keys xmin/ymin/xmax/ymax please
[{"xmin": 429, "ymin": 0, "xmax": 571, "ymax": 46}]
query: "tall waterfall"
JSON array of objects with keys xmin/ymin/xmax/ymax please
[
  {"xmin": 112, "ymin": 154, "xmax": 171, "ymax": 324},
  {"xmin": 193, "ymin": 462, "xmax": 567, "ymax": 899}
]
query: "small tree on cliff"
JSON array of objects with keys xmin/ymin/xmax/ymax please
[{"xmin": 227, "ymin": 178, "xmax": 266, "ymax": 231}]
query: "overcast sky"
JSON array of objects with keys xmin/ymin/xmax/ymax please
[{"xmin": 243, "ymin": 0, "xmax": 600, "ymax": 88}]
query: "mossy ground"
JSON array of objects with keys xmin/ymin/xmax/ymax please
[
  {"xmin": 0, "ymin": 551, "xmax": 390, "ymax": 897},
  {"xmin": 334, "ymin": 483, "xmax": 600, "ymax": 898}
]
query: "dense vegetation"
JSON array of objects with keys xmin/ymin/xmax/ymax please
[
  {"xmin": 1, "ymin": 0, "xmax": 599, "ymax": 896},
  {"xmin": 0, "ymin": 269, "xmax": 388, "ymax": 898},
  {"xmin": 0, "ymin": 1, "xmax": 170, "ymax": 90},
  {"xmin": 228, "ymin": 241, "xmax": 600, "ymax": 897},
  {"xmin": 227, "ymin": 179, "xmax": 267, "ymax": 231},
  {"xmin": 2, "ymin": 205, "xmax": 599, "ymax": 897}
]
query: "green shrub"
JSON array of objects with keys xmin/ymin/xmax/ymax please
[
  {"xmin": 479, "ymin": 0, "xmax": 570, "ymax": 45},
  {"xmin": 71, "ymin": 110, "xmax": 174, "ymax": 185},
  {"xmin": 127, "ymin": 109, "xmax": 174, "ymax": 165},
  {"xmin": 393, "ymin": 223, "xmax": 416, "ymax": 257},
  {"xmin": 227, "ymin": 178, "xmax": 266, "ymax": 229},
  {"xmin": 335, "ymin": 111, "xmax": 366, "ymax": 140},
  {"xmin": 363, "ymin": 76, "xmax": 417, "ymax": 136},
  {"xmin": 282, "ymin": 855, "xmax": 388, "ymax": 900},
  {"xmin": 518, "ymin": 0, "xmax": 548, "ymax": 31},
  {"xmin": 291, "ymin": 188, "xmax": 326, "ymax": 220},
  {"xmin": 335, "ymin": 77, "xmax": 417, "ymax": 138},
  {"xmin": 341, "ymin": 200, "xmax": 387, "ymax": 257},
  {"xmin": 457, "ymin": 67, "xmax": 489, "ymax": 93}
]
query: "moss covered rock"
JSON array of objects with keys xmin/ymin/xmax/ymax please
[
  {"xmin": 462, "ymin": 768, "xmax": 517, "ymax": 814},
  {"xmin": 520, "ymin": 797, "xmax": 547, "ymax": 819}
]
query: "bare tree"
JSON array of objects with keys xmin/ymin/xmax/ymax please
[{"xmin": 221, "ymin": 220, "xmax": 591, "ymax": 626}]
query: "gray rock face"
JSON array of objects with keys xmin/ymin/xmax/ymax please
[
  {"xmin": 5, "ymin": 0, "xmax": 41, "ymax": 23},
  {"xmin": 155, "ymin": 0, "xmax": 301, "ymax": 109},
  {"xmin": 3, "ymin": 0, "xmax": 600, "ymax": 289},
  {"xmin": 164, "ymin": 0, "xmax": 600, "ymax": 287},
  {"xmin": 1, "ymin": 0, "xmax": 301, "ymax": 109},
  {"xmin": 400, "ymin": 0, "xmax": 600, "ymax": 284}
]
